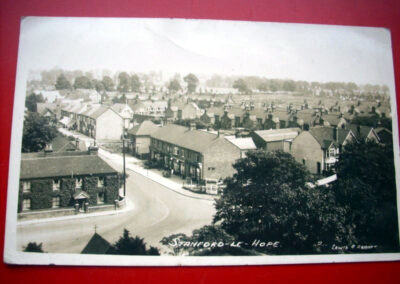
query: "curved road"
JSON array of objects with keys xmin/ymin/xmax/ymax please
[{"xmin": 17, "ymin": 163, "xmax": 216, "ymax": 254}]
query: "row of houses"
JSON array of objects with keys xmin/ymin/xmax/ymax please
[
  {"xmin": 18, "ymin": 146, "xmax": 121, "ymax": 215},
  {"xmin": 128, "ymin": 119, "xmax": 390, "ymax": 187},
  {"xmin": 128, "ymin": 122, "xmax": 256, "ymax": 188},
  {"xmin": 60, "ymin": 103, "xmax": 125, "ymax": 141}
]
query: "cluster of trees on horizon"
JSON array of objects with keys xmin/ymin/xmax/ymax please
[{"xmin": 29, "ymin": 69, "xmax": 390, "ymax": 100}]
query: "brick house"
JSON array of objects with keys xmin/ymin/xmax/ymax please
[
  {"xmin": 78, "ymin": 105, "xmax": 124, "ymax": 141},
  {"xmin": 347, "ymin": 124, "xmax": 380, "ymax": 143},
  {"xmin": 127, "ymin": 120, "xmax": 159, "ymax": 158},
  {"xmin": 199, "ymin": 107, "xmax": 224, "ymax": 126},
  {"xmin": 111, "ymin": 103, "xmax": 134, "ymax": 129},
  {"xmin": 18, "ymin": 150, "xmax": 120, "ymax": 215},
  {"xmin": 291, "ymin": 126, "xmax": 356, "ymax": 174},
  {"xmin": 149, "ymin": 124, "xmax": 242, "ymax": 184}
]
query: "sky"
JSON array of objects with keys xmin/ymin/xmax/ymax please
[{"xmin": 19, "ymin": 17, "xmax": 396, "ymax": 88}]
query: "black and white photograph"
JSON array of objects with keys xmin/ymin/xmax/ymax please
[{"xmin": 3, "ymin": 17, "xmax": 400, "ymax": 266}]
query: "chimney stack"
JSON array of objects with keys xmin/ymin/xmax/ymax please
[{"xmin": 88, "ymin": 141, "xmax": 99, "ymax": 155}]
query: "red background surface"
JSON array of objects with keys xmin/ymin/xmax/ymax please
[{"xmin": 1, "ymin": 0, "xmax": 400, "ymax": 283}]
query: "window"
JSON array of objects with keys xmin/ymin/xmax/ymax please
[
  {"xmin": 52, "ymin": 196, "xmax": 61, "ymax": 208},
  {"xmin": 97, "ymin": 192, "xmax": 105, "ymax": 204},
  {"xmin": 22, "ymin": 181, "xmax": 31, "ymax": 192},
  {"xmin": 53, "ymin": 179, "xmax": 60, "ymax": 191},
  {"xmin": 208, "ymin": 167, "xmax": 216, "ymax": 171},
  {"xmin": 196, "ymin": 155, "xmax": 201, "ymax": 163},
  {"xmin": 302, "ymin": 159, "xmax": 306, "ymax": 166},
  {"xmin": 98, "ymin": 177, "xmax": 105, "ymax": 187},
  {"xmin": 76, "ymin": 178, "xmax": 82, "ymax": 189},
  {"xmin": 328, "ymin": 148, "xmax": 336, "ymax": 157},
  {"xmin": 22, "ymin": 198, "xmax": 31, "ymax": 211}
]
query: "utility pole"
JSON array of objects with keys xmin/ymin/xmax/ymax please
[{"xmin": 122, "ymin": 134, "xmax": 127, "ymax": 199}]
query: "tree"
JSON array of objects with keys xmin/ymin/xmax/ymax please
[
  {"xmin": 102, "ymin": 76, "xmax": 115, "ymax": 91},
  {"xmin": 333, "ymin": 140, "xmax": 399, "ymax": 252},
  {"xmin": 130, "ymin": 74, "xmax": 141, "ymax": 93},
  {"xmin": 282, "ymin": 80, "xmax": 296, "ymax": 92},
  {"xmin": 111, "ymin": 229, "xmax": 160, "ymax": 255},
  {"xmin": 73, "ymin": 75, "xmax": 93, "ymax": 89},
  {"xmin": 118, "ymin": 72, "xmax": 130, "ymax": 93},
  {"xmin": 55, "ymin": 74, "xmax": 72, "ymax": 90},
  {"xmin": 92, "ymin": 79, "xmax": 105, "ymax": 93},
  {"xmin": 213, "ymin": 150, "xmax": 349, "ymax": 254},
  {"xmin": 23, "ymin": 242, "xmax": 44, "ymax": 252},
  {"xmin": 22, "ymin": 112, "xmax": 58, "ymax": 152},
  {"xmin": 183, "ymin": 73, "xmax": 199, "ymax": 94},
  {"xmin": 257, "ymin": 82, "xmax": 269, "ymax": 92},
  {"xmin": 232, "ymin": 79, "xmax": 251, "ymax": 94},
  {"xmin": 112, "ymin": 94, "xmax": 127, "ymax": 104},
  {"xmin": 167, "ymin": 79, "xmax": 181, "ymax": 94},
  {"xmin": 25, "ymin": 93, "xmax": 45, "ymax": 112}
]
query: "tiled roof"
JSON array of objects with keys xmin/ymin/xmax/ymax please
[
  {"xmin": 151, "ymin": 124, "xmax": 221, "ymax": 153},
  {"xmin": 309, "ymin": 126, "xmax": 352, "ymax": 148},
  {"xmin": 128, "ymin": 121, "xmax": 159, "ymax": 136},
  {"xmin": 253, "ymin": 128, "xmax": 301, "ymax": 142},
  {"xmin": 226, "ymin": 137, "xmax": 257, "ymax": 150},
  {"xmin": 111, "ymin": 103, "xmax": 131, "ymax": 113},
  {"xmin": 322, "ymin": 113, "xmax": 343, "ymax": 126},
  {"xmin": 205, "ymin": 107, "xmax": 224, "ymax": 116},
  {"xmin": 20, "ymin": 153, "xmax": 118, "ymax": 179},
  {"xmin": 347, "ymin": 124, "xmax": 374, "ymax": 140},
  {"xmin": 271, "ymin": 110, "xmax": 291, "ymax": 121},
  {"xmin": 50, "ymin": 134, "xmax": 78, "ymax": 152},
  {"xmin": 81, "ymin": 233, "xmax": 113, "ymax": 254}
]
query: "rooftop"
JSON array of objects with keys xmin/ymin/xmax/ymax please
[
  {"xmin": 20, "ymin": 152, "xmax": 118, "ymax": 179},
  {"xmin": 151, "ymin": 124, "xmax": 222, "ymax": 153},
  {"xmin": 253, "ymin": 128, "xmax": 301, "ymax": 142},
  {"xmin": 128, "ymin": 120, "xmax": 159, "ymax": 136}
]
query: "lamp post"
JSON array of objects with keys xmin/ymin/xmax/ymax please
[{"xmin": 122, "ymin": 129, "xmax": 129, "ymax": 199}]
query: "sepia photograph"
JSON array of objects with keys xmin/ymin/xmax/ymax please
[{"xmin": 3, "ymin": 16, "xmax": 400, "ymax": 266}]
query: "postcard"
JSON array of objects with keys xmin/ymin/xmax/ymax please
[{"xmin": 3, "ymin": 17, "xmax": 400, "ymax": 266}]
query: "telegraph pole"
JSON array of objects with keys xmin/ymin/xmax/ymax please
[{"xmin": 122, "ymin": 131, "xmax": 127, "ymax": 199}]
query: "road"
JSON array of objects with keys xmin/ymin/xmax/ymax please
[{"xmin": 16, "ymin": 155, "xmax": 216, "ymax": 254}]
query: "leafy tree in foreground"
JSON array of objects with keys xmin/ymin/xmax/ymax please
[
  {"xmin": 213, "ymin": 150, "xmax": 350, "ymax": 254},
  {"xmin": 333, "ymin": 140, "xmax": 399, "ymax": 252},
  {"xmin": 111, "ymin": 229, "xmax": 160, "ymax": 255},
  {"xmin": 23, "ymin": 242, "xmax": 44, "ymax": 252},
  {"xmin": 22, "ymin": 112, "xmax": 58, "ymax": 152},
  {"xmin": 25, "ymin": 92, "xmax": 45, "ymax": 112}
]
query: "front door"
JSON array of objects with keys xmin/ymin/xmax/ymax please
[{"xmin": 78, "ymin": 199, "xmax": 86, "ymax": 212}]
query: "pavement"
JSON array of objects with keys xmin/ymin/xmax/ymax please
[
  {"xmin": 17, "ymin": 197, "xmax": 135, "ymax": 226},
  {"xmin": 58, "ymin": 127, "xmax": 217, "ymax": 201},
  {"xmin": 17, "ymin": 162, "xmax": 215, "ymax": 253}
]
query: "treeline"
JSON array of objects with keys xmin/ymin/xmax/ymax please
[{"xmin": 207, "ymin": 74, "xmax": 390, "ymax": 95}]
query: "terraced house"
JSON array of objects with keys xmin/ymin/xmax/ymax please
[
  {"xmin": 18, "ymin": 149, "xmax": 121, "ymax": 218},
  {"xmin": 77, "ymin": 105, "xmax": 124, "ymax": 141},
  {"xmin": 149, "ymin": 124, "xmax": 242, "ymax": 184}
]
